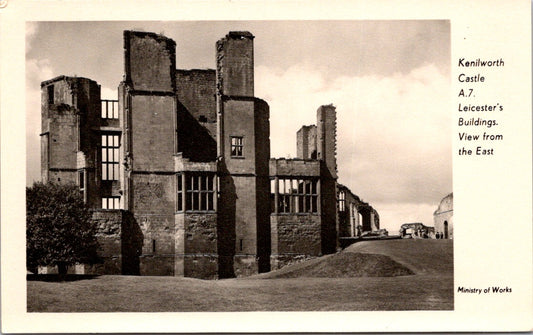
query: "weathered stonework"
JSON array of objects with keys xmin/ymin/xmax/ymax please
[
  {"xmin": 183, "ymin": 213, "xmax": 218, "ymax": 279},
  {"xmin": 270, "ymin": 214, "xmax": 322, "ymax": 270},
  {"xmin": 337, "ymin": 184, "xmax": 380, "ymax": 238},
  {"xmin": 434, "ymin": 193, "xmax": 453, "ymax": 239},
  {"xmin": 297, "ymin": 125, "xmax": 317, "ymax": 159},
  {"xmin": 269, "ymin": 158, "xmax": 320, "ymax": 177},
  {"xmin": 39, "ymin": 30, "xmax": 380, "ymax": 279}
]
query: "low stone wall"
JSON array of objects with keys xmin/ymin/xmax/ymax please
[
  {"xmin": 233, "ymin": 255, "xmax": 259, "ymax": 277},
  {"xmin": 89, "ymin": 209, "xmax": 143, "ymax": 275},
  {"xmin": 270, "ymin": 213, "xmax": 321, "ymax": 270},
  {"xmin": 92, "ymin": 210, "xmax": 124, "ymax": 275},
  {"xmin": 139, "ymin": 255, "xmax": 175, "ymax": 276},
  {"xmin": 175, "ymin": 212, "xmax": 218, "ymax": 279}
]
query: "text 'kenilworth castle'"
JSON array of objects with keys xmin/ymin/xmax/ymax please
[{"xmin": 40, "ymin": 30, "xmax": 379, "ymax": 279}]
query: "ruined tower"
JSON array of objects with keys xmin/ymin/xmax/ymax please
[
  {"xmin": 120, "ymin": 31, "xmax": 179, "ymax": 275},
  {"xmin": 316, "ymin": 104, "xmax": 339, "ymax": 253},
  {"xmin": 296, "ymin": 125, "xmax": 317, "ymax": 160},
  {"xmin": 216, "ymin": 31, "xmax": 271, "ymax": 276},
  {"xmin": 40, "ymin": 76, "xmax": 102, "ymax": 208},
  {"xmin": 317, "ymin": 104, "xmax": 337, "ymax": 179}
]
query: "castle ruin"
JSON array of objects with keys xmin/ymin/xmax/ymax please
[{"xmin": 39, "ymin": 30, "xmax": 379, "ymax": 278}]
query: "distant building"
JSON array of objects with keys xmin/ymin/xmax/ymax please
[
  {"xmin": 337, "ymin": 184, "xmax": 379, "ymax": 238},
  {"xmin": 433, "ymin": 193, "xmax": 453, "ymax": 239},
  {"xmin": 39, "ymin": 30, "xmax": 379, "ymax": 278}
]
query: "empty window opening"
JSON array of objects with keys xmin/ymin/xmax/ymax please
[
  {"xmin": 272, "ymin": 178, "xmax": 318, "ymax": 214},
  {"xmin": 177, "ymin": 173, "xmax": 216, "ymax": 212},
  {"xmin": 239, "ymin": 239, "xmax": 243, "ymax": 251},
  {"xmin": 101, "ymin": 100, "xmax": 119, "ymax": 119},
  {"xmin": 152, "ymin": 240, "xmax": 156, "ymax": 253},
  {"xmin": 177, "ymin": 174, "xmax": 183, "ymax": 211},
  {"xmin": 198, "ymin": 115, "xmax": 207, "ymax": 122},
  {"xmin": 79, "ymin": 170, "xmax": 85, "ymax": 198},
  {"xmin": 339, "ymin": 190, "xmax": 346, "ymax": 212},
  {"xmin": 102, "ymin": 196, "xmax": 121, "ymax": 209},
  {"xmin": 47, "ymin": 85, "xmax": 54, "ymax": 104},
  {"xmin": 102, "ymin": 134, "xmax": 120, "ymax": 180},
  {"xmin": 230, "ymin": 136, "xmax": 243, "ymax": 157}
]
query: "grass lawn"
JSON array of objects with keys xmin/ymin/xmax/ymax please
[{"xmin": 27, "ymin": 239, "xmax": 453, "ymax": 312}]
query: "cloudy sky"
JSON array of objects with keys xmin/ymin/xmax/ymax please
[{"xmin": 26, "ymin": 20, "xmax": 451, "ymax": 232}]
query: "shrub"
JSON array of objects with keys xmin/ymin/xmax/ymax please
[{"xmin": 26, "ymin": 182, "xmax": 99, "ymax": 274}]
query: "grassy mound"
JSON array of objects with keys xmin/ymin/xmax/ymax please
[
  {"xmin": 345, "ymin": 239, "xmax": 453, "ymax": 275},
  {"xmin": 259, "ymin": 252, "xmax": 414, "ymax": 279}
]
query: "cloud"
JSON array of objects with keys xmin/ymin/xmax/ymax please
[
  {"xmin": 256, "ymin": 63, "xmax": 451, "ymax": 230},
  {"xmin": 373, "ymin": 202, "xmax": 440, "ymax": 233},
  {"xmin": 101, "ymin": 87, "xmax": 117, "ymax": 100},
  {"xmin": 26, "ymin": 58, "xmax": 54, "ymax": 185},
  {"xmin": 25, "ymin": 21, "xmax": 450, "ymax": 232},
  {"xmin": 26, "ymin": 22, "xmax": 39, "ymax": 53}
]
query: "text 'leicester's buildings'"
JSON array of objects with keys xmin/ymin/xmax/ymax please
[{"xmin": 40, "ymin": 30, "xmax": 379, "ymax": 278}]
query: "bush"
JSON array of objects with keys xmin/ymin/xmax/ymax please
[{"xmin": 26, "ymin": 182, "xmax": 99, "ymax": 274}]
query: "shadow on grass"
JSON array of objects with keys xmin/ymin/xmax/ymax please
[{"xmin": 27, "ymin": 274, "xmax": 100, "ymax": 282}]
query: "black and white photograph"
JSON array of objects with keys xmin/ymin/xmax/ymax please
[
  {"xmin": 25, "ymin": 20, "xmax": 453, "ymax": 312},
  {"xmin": 1, "ymin": 0, "xmax": 532, "ymax": 332}
]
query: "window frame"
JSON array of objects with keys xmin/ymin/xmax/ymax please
[
  {"xmin": 102, "ymin": 196, "xmax": 121, "ymax": 210},
  {"xmin": 101, "ymin": 133, "xmax": 120, "ymax": 181},
  {"xmin": 339, "ymin": 190, "xmax": 346, "ymax": 212},
  {"xmin": 101, "ymin": 100, "xmax": 119, "ymax": 119},
  {"xmin": 177, "ymin": 172, "xmax": 217, "ymax": 213},
  {"xmin": 230, "ymin": 136, "xmax": 244, "ymax": 158},
  {"xmin": 47, "ymin": 85, "xmax": 54, "ymax": 104},
  {"xmin": 273, "ymin": 177, "xmax": 319, "ymax": 214}
]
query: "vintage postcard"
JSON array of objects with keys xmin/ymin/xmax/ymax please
[{"xmin": 1, "ymin": 0, "xmax": 531, "ymax": 333}]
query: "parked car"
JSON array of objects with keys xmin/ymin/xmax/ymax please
[{"xmin": 399, "ymin": 223, "xmax": 431, "ymax": 238}]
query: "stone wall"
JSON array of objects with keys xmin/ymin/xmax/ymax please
[
  {"xmin": 216, "ymin": 31, "xmax": 254, "ymax": 97},
  {"xmin": 176, "ymin": 69, "xmax": 216, "ymax": 124},
  {"xmin": 122, "ymin": 31, "xmax": 180, "ymax": 275},
  {"xmin": 338, "ymin": 184, "xmax": 380, "ymax": 237},
  {"xmin": 174, "ymin": 212, "xmax": 218, "ymax": 279},
  {"xmin": 317, "ymin": 105, "xmax": 337, "ymax": 179},
  {"xmin": 222, "ymin": 99, "xmax": 257, "ymax": 172},
  {"xmin": 91, "ymin": 210, "xmax": 123, "ymax": 274},
  {"xmin": 132, "ymin": 174, "xmax": 176, "ymax": 276},
  {"xmin": 296, "ymin": 125, "xmax": 317, "ymax": 159},
  {"xmin": 41, "ymin": 78, "xmax": 78, "ymax": 185},
  {"xmin": 130, "ymin": 95, "xmax": 176, "ymax": 171},
  {"xmin": 176, "ymin": 69, "xmax": 218, "ymax": 161},
  {"xmin": 37, "ymin": 30, "xmax": 385, "ymax": 280},
  {"xmin": 270, "ymin": 214, "xmax": 322, "ymax": 269},
  {"xmin": 215, "ymin": 31, "xmax": 271, "ymax": 277},
  {"xmin": 125, "ymin": 31, "xmax": 176, "ymax": 92},
  {"xmin": 434, "ymin": 193, "xmax": 453, "ymax": 239},
  {"xmin": 86, "ymin": 210, "xmax": 143, "ymax": 275},
  {"xmin": 40, "ymin": 76, "xmax": 101, "ymax": 208},
  {"xmin": 269, "ymin": 158, "xmax": 320, "ymax": 177},
  {"xmin": 254, "ymin": 98, "xmax": 271, "ymax": 273},
  {"xmin": 183, "ymin": 213, "xmax": 218, "ymax": 279}
]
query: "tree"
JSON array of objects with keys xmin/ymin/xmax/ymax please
[{"xmin": 27, "ymin": 182, "xmax": 99, "ymax": 275}]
